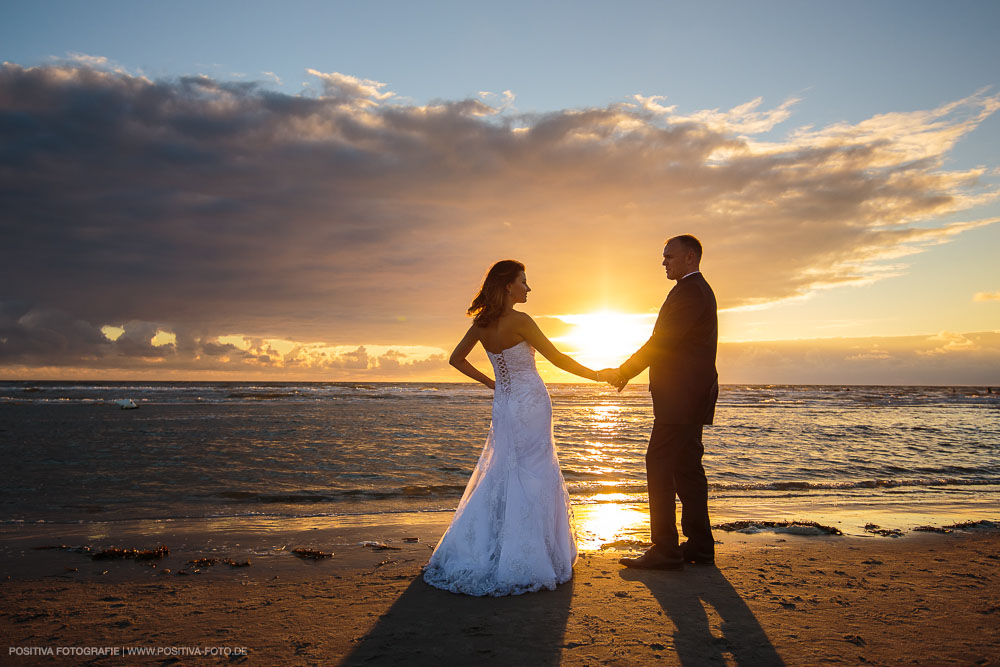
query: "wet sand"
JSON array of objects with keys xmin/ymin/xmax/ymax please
[{"xmin": 2, "ymin": 515, "xmax": 999, "ymax": 666}]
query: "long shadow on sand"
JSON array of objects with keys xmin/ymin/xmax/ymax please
[
  {"xmin": 620, "ymin": 565, "xmax": 785, "ymax": 666},
  {"xmin": 338, "ymin": 576, "xmax": 573, "ymax": 666}
]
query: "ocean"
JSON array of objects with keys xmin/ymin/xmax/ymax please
[{"xmin": 1, "ymin": 381, "xmax": 997, "ymax": 538}]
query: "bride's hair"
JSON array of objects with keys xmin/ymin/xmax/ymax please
[{"xmin": 468, "ymin": 260, "xmax": 525, "ymax": 327}]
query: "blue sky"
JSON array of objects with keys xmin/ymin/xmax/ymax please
[
  {"xmin": 4, "ymin": 2, "xmax": 997, "ymax": 113},
  {"xmin": 1, "ymin": 1, "xmax": 998, "ymax": 382}
]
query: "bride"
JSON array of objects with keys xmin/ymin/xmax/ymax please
[{"xmin": 422, "ymin": 259, "xmax": 612, "ymax": 596}]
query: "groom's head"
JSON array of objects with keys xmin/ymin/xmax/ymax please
[{"xmin": 662, "ymin": 234, "xmax": 702, "ymax": 281}]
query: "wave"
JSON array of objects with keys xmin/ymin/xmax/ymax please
[
  {"xmin": 714, "ymin": 477, "xmax": 1000, "ymax": 491},
  {"xmin": 4, "ymin": 381, "xmax": 997, "ymax": 408},
  {"xmin": 0, "ymin": 506, "xmax": 461, "ymax": 526},
  {"xmin": 225, "ymin": 391, "xmax": 301, "ymax": 400},
  {"xmin": 565, "ymin": 476, "xmax": 1000, "ymax": 496},
  {"xmin": 196, "ymin": 477, "xmax": 1000, "ymax": 506},
  {"xmin": 0, "ymin": 382, "xmax": 495, "ymax": 405},
  {"xmin": 208, "ymin": 484, "xmax": 470, "ymax": 503}
]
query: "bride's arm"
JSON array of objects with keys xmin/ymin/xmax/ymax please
[
  {"xmin": 450, "ymin": 325, "xmax": 496, "ymax": 389},
  {"xmin": 516, "ymin": 313, "xmax": 601, "ymax": 382}
]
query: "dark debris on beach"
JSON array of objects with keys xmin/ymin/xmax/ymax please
[
  {"xmin": 914, "ymin": 525, "xmax": 953, "ymax": 534},
  {"xmin": 32, "ymin": 544, "xmax": 258, "ymax": 577},
  {"xmin": 914, "ymin": 520, "xmax": 999, "ymax": 534},
  {"xmin": 187, "ymin": 557, "xmax": 251, "ymax": 568},
  {"xmin": 291, "ymin": 547, "xmax": 334, "ymax": 559},
  {"xmin": 34, "ymin": 544, "xmax": 93, "ymax": 553},
  {"xmin": 360, "ymin": 541, "xmax": 402, "ymax": 550},
  {"xmin": 34, "ymin": 544, "xmax": 171, "ymax": 560},
  {"xmin": 864, "ymin": 523, "xmax": 903, "ymax": 538},
  {"xmin": 93, "ymin": 545, "xmax": 170, "ymax": 560},
  {"xmin": 713, "ymin": 520, "xmax": 843, "ymax": 535},
  {"xmin": 943, "ymin": 520, "xmax": 998, "ymax": 531}
]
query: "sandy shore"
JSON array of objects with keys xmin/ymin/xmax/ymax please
[{"xmin": 2, "ymin": 517, "xmax": 999, "ymax": 666}]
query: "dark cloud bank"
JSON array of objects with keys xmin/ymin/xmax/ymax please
[{"xmin": 1, "ymin": 63, "xmax": 997, "ymax": 380}]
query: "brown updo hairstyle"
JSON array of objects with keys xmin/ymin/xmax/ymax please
[{"xmin": 467, "ymin": 260, "xmax": 525, "ymax": 328}]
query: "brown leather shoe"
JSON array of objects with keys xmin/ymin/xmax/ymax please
[
  {"xmin": 619, "ymin": 549, "xmax": 684, "ymax": 570},
  {"xmin": 680, "ymin": 542, "xmax": 715, "ymax": 565}
]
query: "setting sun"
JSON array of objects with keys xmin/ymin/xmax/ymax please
[{"xmin": 553, "ymin": 311, "xmax": 656, "ymax": 369}]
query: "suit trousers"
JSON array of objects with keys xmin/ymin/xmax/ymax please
[{"xmin": 646, "ymin": 420, "xmax": 714, "ymax": 555}]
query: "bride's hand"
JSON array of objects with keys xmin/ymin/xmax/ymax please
[{"xmin": 598, "ymin": 368, "xmax": 621, "ymax": 386}]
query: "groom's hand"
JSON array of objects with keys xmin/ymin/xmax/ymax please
[
  {"xmin": 599, "ymin": 368, "xmax": 622, "ymax": 389},
  {"xmin": 606, "ymin": 367, "xmax": 629, "ymax": 392}
]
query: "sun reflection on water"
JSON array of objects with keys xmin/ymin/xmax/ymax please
[
  {"xmin": 587, "ymin": 403, "xmax": 625, "ymax": 432},
  {"xmin": 572, "ymin": 502, "xmax": 650, "ymax": 550}
]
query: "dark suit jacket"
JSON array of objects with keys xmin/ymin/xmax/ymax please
[{"xmin": 619, "ymin": 272, "xmax": 719, "ymax": 424}]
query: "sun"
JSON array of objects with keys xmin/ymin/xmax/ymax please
[{"xmin": 553, "ymin": 311, "xmax": 656, "ymax": 370}]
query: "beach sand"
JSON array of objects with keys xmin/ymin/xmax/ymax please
[{"xmin": 2, "ymin": 513, "xmax": 999, "ymax": 666}]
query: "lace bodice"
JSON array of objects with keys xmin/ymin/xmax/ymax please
[
  {"xmin": 422, "ymin": 338, "xmax": 577, "ymax": 596},
  {"xmin": 485, "ymin": 340, "xmax": 542, "ymax": 396}
]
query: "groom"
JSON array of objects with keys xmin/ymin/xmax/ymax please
[{"xmin": 605, "ymin": 234, "xmax": 719, "ymax": 570}]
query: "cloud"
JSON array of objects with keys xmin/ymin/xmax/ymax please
[
  {"xmin": 916, "ymin": 331, "xmax": 980, "ymax": 356},
  {"xmin": 261, "ymin": 71, "xmax": 282, "ymax": 86},
  {"xmin": 63, "ymin": 53, "xmax": 110, "ymax": 68},
  {"xmin": 773, "ymin": 88, "xmax": 1000, "ymax": 165},
  {"xmin": 478, "ymin": 90, "xmax": 516, "ymax": 113},
  {"xmin": 1, "ymin": 61, "xmax": 998, "ymax": 377},
  {"xmin": 52, "ymin": 52, "xmax": 132, "ymax": 76},
  {"xmin": 638, "ymin": 94, "xmax": 801, "ymax": 134},
  {"xmin": 0, "ymin": 303, "xmax": 448, "ymax": 379},
  {"xmin": 973, "ymin": 291, "xmax": 1000, "ymax": 302},
  {"xmin": 718, "ymin": 331, "xmax": 1000, "ymax": 385},
  {"xmin": 304, "ymin": 68, "xmax": 393, "ymax": 106}
]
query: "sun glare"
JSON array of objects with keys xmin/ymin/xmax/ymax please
[{"xmin": 553, "ymin": 311, "xmax": 655, "ymax": 370}]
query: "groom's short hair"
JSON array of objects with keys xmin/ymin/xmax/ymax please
[{"xmin": 667, "ymin": 234, "xmax": 703, "ymax": 260}]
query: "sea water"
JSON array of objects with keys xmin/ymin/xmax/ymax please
[{"xmin": 1, "ymin": 381, "xmax": 997, "ymax": 536}]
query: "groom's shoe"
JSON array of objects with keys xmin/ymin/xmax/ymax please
[
  {"xmin": 680, "ymin": 542, "xmax": 715, "ymax": 565},
  {"xmin": 619, "ymin": 548, "xmax": 684, "ymax": 571}
]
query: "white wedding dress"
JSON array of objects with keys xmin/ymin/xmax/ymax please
[{"xmin": 422, "ymin": 340, "xmax": 578, "ymax": 596}]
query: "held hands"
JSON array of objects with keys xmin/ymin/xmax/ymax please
[{"xmin": 597, "ymin": 368, "xmax": 629, "ymax": 393}]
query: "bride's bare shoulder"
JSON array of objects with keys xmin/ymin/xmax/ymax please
[
  {"xmin": 460, "ymin": 322, "xmax": 490, "ymax": 346},
  {"xmin": 499, "ymin": 310, "xmax": 533, "ymax": 332},
  {"xmin": 517, "ymin": 310, "xmax": 541, "ymax": 329},
  {"xmin": 510, "ymin": 309, "xmax": 534, "ymax": 323},
  {"xmin": 469, "ymin": 322, "xmax": 490, "ymax": 341}
]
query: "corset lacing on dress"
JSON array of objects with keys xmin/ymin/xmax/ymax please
[{"xmin": 493, "ymin": 350, "xmax": 512, "ymax": 395}]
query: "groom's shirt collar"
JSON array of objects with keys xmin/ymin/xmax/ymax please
[{"xmin": 680, "ymin": 270, "xmax": 701, "ymax": 281}]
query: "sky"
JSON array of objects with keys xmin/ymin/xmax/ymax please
[{"xmin": 1, "ymin": 0, "xmax": 998, "ymax": 384}]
